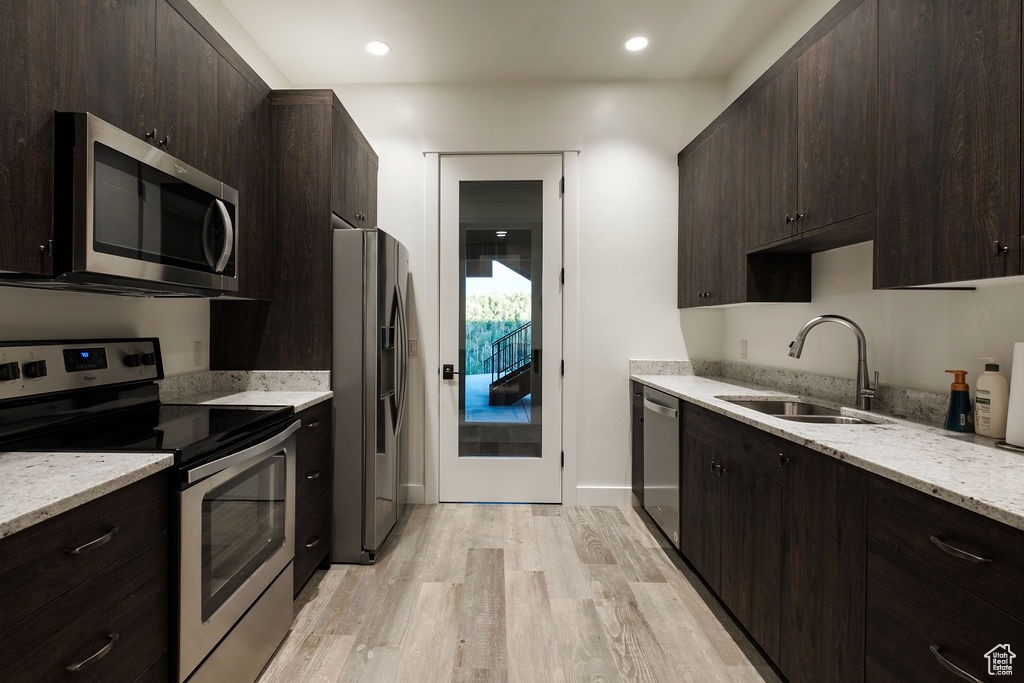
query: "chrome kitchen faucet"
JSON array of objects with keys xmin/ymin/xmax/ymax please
[{"xmin": 788, "ymin": 314, "xmax": 878, "ymax": 410}]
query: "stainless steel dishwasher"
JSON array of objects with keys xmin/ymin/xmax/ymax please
[{"xmin": 642, "ymin": 386, "xmax": 680, "ymax": 548}]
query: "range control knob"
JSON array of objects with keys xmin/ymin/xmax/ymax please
[
  {"xmin": 23, "ymin": 360, "xmax": 47, "ymax": 379},
  {"xmin": 0, "ymin": 361, "xmax": 21, "ymax": 381},
  {"xmin": 140, "ymin": 353, "xmax": 156, "ymax": 367},
  {"xmin": 123, "ymin": 354, "xmax": 141, "ymax": 368}
]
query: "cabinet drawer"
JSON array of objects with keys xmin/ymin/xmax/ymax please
[
  {"xmin": 685, "ymin": 404, "xmax": 788, "ymax": 482},
  {"xmin": 866, "ymin": 538, "xmax": 1024, "ymax": 683},
  {"xmin": 0, "ymin": 472, "xmax": 168, "ymax": 633},
  {"xmin": 295, "ymin": 489, "xmax": 331, "ymax": 595},
  {"xmin": 296, "ymin": 401, "xmax": 332, "ymax": 503},
  {"xmin": 0, "ymin": 532, "xmax": 169, "ymax": 683},
  {"xmin": 868, "ymin": 475, "xmax": 1024, "ymax": 618}
]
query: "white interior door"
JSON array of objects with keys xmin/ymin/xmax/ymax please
[{"xmin": 439, "ymin": 154, "xmax": 563, "ymax": 503}]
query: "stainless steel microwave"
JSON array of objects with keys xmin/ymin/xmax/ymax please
[{"xmin": 48, "ymin": 112, "xmax": 239, "ymax": 295}]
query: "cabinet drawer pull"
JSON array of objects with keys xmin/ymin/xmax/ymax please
[
  {"xmin": 66, "ymin": 527, "xmax": 119, "ymax": 555},
  {"xmin": 929, "ymin": 535, "xmax": 992, "ymax": 564},
  {"xmin": 306, "ymin": 470, "xmax": 321, "ymax": 481},
  {"xmin": 928, "ymin": 644, "xmax": 984, "ymax": 683},
  {"xmin": 305, "ymin": 536, "xmax": 321, "ymax": 550},
  {"xmin": 66, "ymin": 632, "xmax": 119, "ymax": 672},
  {"xmin": 305, "ymin": 419, "xmax": 320, "ymax": 428}
]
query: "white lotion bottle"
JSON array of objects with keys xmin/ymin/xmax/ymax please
[{"xmin": 975, "ymin": 357, "xmax": 1009, "ymax": 439}]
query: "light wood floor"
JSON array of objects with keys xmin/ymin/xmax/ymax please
[{"xmin": 260, "ymin": 504, "xmax": 779, "ymax": 682}]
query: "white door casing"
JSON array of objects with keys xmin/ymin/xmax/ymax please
[{"xmin": 438, "ymin": 153, "xmax": 563, "ymax": 503}]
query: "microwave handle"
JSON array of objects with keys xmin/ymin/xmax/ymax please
[{"xmin": 212, "ymin": 198, "xmax": 234, "ymax": 274}]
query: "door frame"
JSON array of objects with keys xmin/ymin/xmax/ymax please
[{"xmin": 423, "ymin": 150, "xmax": 580, "ymax": 505}]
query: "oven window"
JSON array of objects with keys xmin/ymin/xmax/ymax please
[
  {"xmin": 201, "ymin": 453, "xmax": 286, "ymax": 620},
  {"xmin": 92, "ymin": 143, "xmax": 236, "ymax": 276}
]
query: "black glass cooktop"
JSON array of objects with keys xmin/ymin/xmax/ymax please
[{"xmin": 0, "ymin": 399, "xmax": 294, "ymax": 468}]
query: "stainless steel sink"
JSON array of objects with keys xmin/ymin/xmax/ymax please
[
  {"xmin": 725, "ymin": 399, "xmax": 842, "ymax": 417},
  {"xmin": 774, "ymin": 414, "xmax": 874, "ymax": 425},
  {"xmin": 720, "ymin": 397, "xmax": 880, "ymax": 425}
]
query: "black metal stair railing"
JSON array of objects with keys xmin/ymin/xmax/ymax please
[{"xmin": 490, "ymin": 322, "xmax": 532, "ymax": 384}]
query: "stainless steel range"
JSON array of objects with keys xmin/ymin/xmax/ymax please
[{"xmin": 0, "ymin": 338, "xmax": 298, "ymax": 683}]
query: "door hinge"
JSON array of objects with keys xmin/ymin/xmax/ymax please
[
  {"xmin": 559, "ymin": 176, "xmax": 565, "ymax": 196},
  {"xmin": 559, "ymin": 267, "xmax": 565, "ymax": 285},
  {"xmin": 561, "ymin": 451, "xmax": 564, "ymax": 468},
  {"xmin": 560, "ymin": 360, "xmax": 565, "ymax": 376}
]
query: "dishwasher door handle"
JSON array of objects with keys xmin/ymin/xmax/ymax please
[{"xmin": 643, "ymin": 398, "xmax": 678, "ymax": 419}]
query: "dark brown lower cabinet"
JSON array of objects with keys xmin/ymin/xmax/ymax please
[
  {"xmin": 630, "ymin": 382, "xmax": 644, "ymax": 506},
  {"xmin": 294, "ymin": 400, "xmax": 333, "ymax": 595},
  {"xmin": 781, "ymin": 447, "xmax": 866, "ymax": 682},
  {"xmin": 680, "ymin": 404, "xmax": 784, "ymax": 664},
  {"xmin": 0, "ymin": 472, "xmax": 169, "ymax": 681},
  {"xmin": 866, "ymin": 538, "xmax": 1024, "ymax": 682}
]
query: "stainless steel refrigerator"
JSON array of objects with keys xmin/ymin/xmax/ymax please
[{"xmin": 331, "ymin": 218, "xmax": 410, "ymax": 563}]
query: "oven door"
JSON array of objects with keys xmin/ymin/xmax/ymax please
[{"xmin": 178, "ymin": 420, "xmax": 299, "ymax": 682}]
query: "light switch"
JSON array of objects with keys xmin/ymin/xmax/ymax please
[{"xmin": 408, "ymin": 338, "xmax": 419, "ymax": 356}]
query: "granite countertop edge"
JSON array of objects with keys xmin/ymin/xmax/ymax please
[
  {"xmin": 632, "ymin": 373, "xmax": 1024, "ymax": 532},
  {"xmin": 0, "ymin": 453, "xmax": 174, "ymax": 540},
  {"xmin": 171, "ymin": 390, "xmax": 333, "ymax": 412}
]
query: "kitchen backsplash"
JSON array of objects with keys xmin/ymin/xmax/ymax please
[{"xmin": 159, "ymin": 370, "xmax": 330, "ymax": 402}]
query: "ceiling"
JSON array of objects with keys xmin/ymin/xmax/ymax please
[{"xmin": 215, "ymin": 0, "xmax": 808, "ymax": 85}]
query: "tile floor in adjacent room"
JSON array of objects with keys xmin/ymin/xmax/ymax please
[{"xmin": 260, "ymin": 504, "xmax": 778, "ymax": 682}]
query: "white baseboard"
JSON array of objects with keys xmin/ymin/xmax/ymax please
[
  {"xmin": 574, "ymin": 485, "xmax": 632, "ymax": 506},
  {"xmin": 402, "ymin": 483, "xmax": 425, "ymax": 505}
]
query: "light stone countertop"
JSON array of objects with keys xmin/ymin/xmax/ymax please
[
  {"xmin": 171, "ymin": 390, "xmax": 333, "ymax": 413},
  {"xmin": 632, "ymin": 373, "xmax": 1024, "ymax": 532},
  {"xmin": 0, "ymin": 452, "xmax": 173, "ymax": 539}
]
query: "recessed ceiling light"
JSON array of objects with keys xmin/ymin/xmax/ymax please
[
  {"xmin": 366, "ymin": 41, "xmax": 390, "ymax": 56},
  {"xmin": 625, "ymin": 36, "xmax": 649, "ymax": 52}
]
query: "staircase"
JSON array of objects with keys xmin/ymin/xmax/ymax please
[{"xmin": 488, "ymin": 322, "xmax": 532, "ymax": 406}]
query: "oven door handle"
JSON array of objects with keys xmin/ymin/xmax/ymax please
[{"xmin": 186, "ymin": 420, "xmax": 301, "ymax": 485}]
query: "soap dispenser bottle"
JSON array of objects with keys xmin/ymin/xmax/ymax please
[
  {"xmin": 975, "ymin": 358, "xmax": 1009, "ymax": 439},
  {"xmin": 944, "ymin": 370, "xmax": 974, "ymax": 433}
]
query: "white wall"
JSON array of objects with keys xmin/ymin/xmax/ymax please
[
  {"xmin": 332, "ymin": 81, "xmax": 728, "ymax": 501},
  {"xmin": 0, "ymin": 288, "xmax": 209, "ymax": 375}
]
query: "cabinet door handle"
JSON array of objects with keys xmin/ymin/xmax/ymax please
[
  {"xmin": 66, "ymin": 527, "xmax": 119, "ymax": 555},
  {"xmin": 929, "ymin": 535, "xmax": 992, "ymax": 564},
  {"xmin": 995, "ymin": 240, "xmax": 1010, "ymax": 256},
  {"xmin": 785, "ymin": 214, "xmax": 795, "ymax": 224},
  {"xmin": 305, "ymin": 536, "xmax": 321, "ymax": 550},
  {"xmin": 65, "ymin": 632, "xmax": 119, "ymax": 672},
  {"xmin": 306, "ymin": 470, "xmax": 321, "ymax": 480},
  {"xmin": 306, "ymin": 419, "xmax": 320, "ymax": 428},
  {"xmin": 928, "ymin": 645, "xmax": 984, "ymax": 683}
]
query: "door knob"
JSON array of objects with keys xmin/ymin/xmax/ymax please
[{"xmin": 442, "ymin": 364, "xmax": 462, "ymax": 380}]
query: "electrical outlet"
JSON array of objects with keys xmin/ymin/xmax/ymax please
[
  {"xmin": 408, "ymin": 338, "xmax": 419, "ymax": 356},
  {"xmin": 739, "ymin": 338, "xmax": 748, "ymax": 360},
  {"xmin": 193, "ymin": 340, "xmax": 204, "ymax": 367}
]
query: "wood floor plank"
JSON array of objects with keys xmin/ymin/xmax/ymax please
[
  {"xmin": 564, "ymin": 507, "xmax": 618, "ymax": 565},
  {"xmin": 258, "ymin": 632, "xmax": 355, "ymax": 683},
  {"xmin": 502, "ymin": 505, "xmax": 543, "ymax": 572},
  {"xmin": 505, "ymin": 570, "xmax": 565, "ymax": 683},
  {"xmin": 453, "ymin": 548, "xmax": 507, "ymax": 681},
  {"xmin": 594, "ymin": 594, "xmax": 683, "ymax": 682},
  {"xmin": 394, "ymin": 582, "xmax": 463, "ymax": 682},
  {"xmin": 550, "ymin": 598, "xmax": 621, "ymax": 682},
  {"xmin": 531, "ymin": 504, "xmax": 562, "ymax": 516},
  {"xmin": 588, "ymin": 506, "xmax": 669, "ymax": 584},
  {"xmin": 534, "ymin": 515, "xmax": 591, "ymax": 599}
]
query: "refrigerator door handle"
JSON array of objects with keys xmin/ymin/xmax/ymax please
[{"xmin": 394, "ymin": 281, "xmax": 410, "ymax": 434}]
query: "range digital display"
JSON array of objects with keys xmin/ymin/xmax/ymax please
[{"xmin": 63, "ymin": 347, "xmax": 108, "ymax": 372}]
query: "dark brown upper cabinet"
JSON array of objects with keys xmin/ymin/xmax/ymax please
[
  {"xmin": 210, "ymin": 90, "xmax": 378, "ymax": 370},
  {"xmin": 874, "ymin": 0, "xmax": 1022, "ymax": 288},
  {"xmin": 332, "ymin": 104, "xmax": 379, "ymax": 228},
  {"xmin": 0, "ymin": 0, "xmax": 55, "ymax": 276},
  {"xmin": 794, "ymin": 0, "xmax": 877, "ymax": 235}
]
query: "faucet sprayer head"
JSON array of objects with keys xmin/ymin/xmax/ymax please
[{"xmin": 788, "ymin": 337, "xmax": 804, "ymax": 358}]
